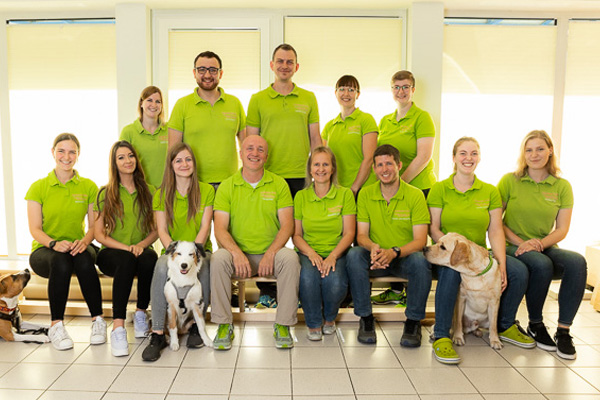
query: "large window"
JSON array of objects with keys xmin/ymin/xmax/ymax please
[
  {"xmin": 284, "ymin": 16, "xmax": 404, "ymax": 126},
  {"xmin": 560, "ymin": 20, "xmax": 600, "ymax": 253},
  {"xmin": 7, "ymin": 20, "xmax": 117, "ymax": 254},
  {"xmin": 441, "ymin": 19, "xmax": 557, "ymax": 185}
]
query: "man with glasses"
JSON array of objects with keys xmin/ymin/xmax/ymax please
[{"xmin": 168, "ymin": 51, "xmax": 246, "ymax": 188}]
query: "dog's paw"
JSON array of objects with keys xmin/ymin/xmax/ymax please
[
  {"xmin": 453, "ymin": 335, "xmax": 465, "ymax": 346},
  {"xmin": 40, "ymin": 335, "xmax": 51, "ymax": 343},
  {"xmin": 490, "ymin": 339, "xmax": 503, "ymax": 350},
  {"xmin": 170, "ymin": 341, "xmax": 180, "ymax": 351},
  {"xmin": 204, "ymin": 338, "xmax": 214, "ymax": 348},
  {"xmin": 473, "ymin": 328, "xmax": 483, "ymax": 338}
]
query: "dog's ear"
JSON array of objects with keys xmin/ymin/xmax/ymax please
[
  {"xmin": 195, "ymin": 243, "xmax": 206, "ymax": 259},
  {"xmin": 0, "ymin": 279, "xmax": 6, "ymax": 295},
  {"xmin": 165, "ymin": 241, "xmax": 178, "ymax": 255},
  {"xmin": 450, "ymin": 241, "xmax": 471, "ymax": 266}
]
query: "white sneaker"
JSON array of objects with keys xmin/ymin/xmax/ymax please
[
  {"xmin": 110, "ymin": 327, "xmax": 129, "ymax": 357},
  {"xmin": 134, "ymin": 310, "xmax": 149, "ymax": 338},
  {"xmin": 48, "ymin": 321, "xmax": 74, "ymax": 351},
  {"xmin": 90, "ymin": 316, "xmax": 107, "ymax": 345}
]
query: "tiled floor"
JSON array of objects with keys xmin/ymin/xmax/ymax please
[{"xmin": 1, "ymin": 298, "xmax": 600, "ymax": 400}]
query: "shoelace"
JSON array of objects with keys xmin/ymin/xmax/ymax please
[
  {"xmin": 149, "ymin": 333, "xmax": 163, "ymax": 345},
  {"xmin": 52, "ymin": 325, "xmax": 70, "ymax": 341},
  {"xmin": 113, "ymin": 328, "xmax": 127, "ymax": 341},
  {"xmin": 217, "ymin": 324, "xmax": 231, "ymax": 338},
  {"xmin": 92, "ymin": 319, "xmax": 104, "ymax": 336},
  {"xmin": 134, "ymin": 312, "xmax": 148, "ymax": 328}
]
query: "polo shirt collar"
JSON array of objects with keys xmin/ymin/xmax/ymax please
[
  {"xmin": 193, "ymin": 87, "xmax": 225, "ymax": 104},
  {"xmin": 444, "ymin": 173, "xmax": 483, "ymax": 193},
  {"xmin": 521, "ymin": 173, "xmax": 557, "ymax": 185},
  {"xmin": 133, "ymin": 119, "xmax": 164, "ymax": 136},
  {"xmin": 385, "ymin": 103, "xmax": 419, "ymax": 124},
  {"xmin": 332, "ymin": 108, "xmax": 360, "ymax": 125},
  {"xmin": 267, "ymin": 84, "xmax": 299, "ymax": 98},
  {"xmin": 368, "ymin": 179, "xmax": 405, "ymax": 202},
  {"xmin": 307, "ymin": 184, "xmax": 337, "ymax": 202},
  {"xmin": 233, "ymin": 168, "xmax": 274, "ymax": 188},
  {"xmin": 119, "ymin": 183, "xmax": 137, "ymax": 196},
  {"xmin": 49, "ymin": 170, "xmax": 81, "ymax": 186}
]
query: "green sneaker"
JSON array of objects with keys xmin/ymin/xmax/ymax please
[
  {"xmin": 213, "ymin": 323, "xmax": 235, "ymax": 351},
  {"xmin": 499, "ymin": 322, "xmax": 536, "ymax": 349},
  {"xmin": 370, "ymin": 288, "xmax": 405, "ymax": 305},
  {"xmin": 432, "ymin": 338, "xmax": 461, "ymax": 364},
  {"xmin": 273, "ymin": 323, "xmax": 294, "ymax": 349}
]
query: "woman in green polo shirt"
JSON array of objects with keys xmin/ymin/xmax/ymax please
[
  {"xmin": 321, "ymin": 75, "xmax": 378, "ymax": 196},
  {"xmin": 499, "ymin": 130, "xmax": 587, "ymax": 360},
  {"xmin": 142, "ymin": 142, "xmax": 215, "ymax": 361},
  {"xmin": 26, "ymin": 133, "xmax": 105, "ymax": 351},
  {"xmin": 119, "ymin": 86, "xmax": 168, "ymax": 188},
  {"xmin": 94, "ymin": 141, "xmax": 158, "ymax": 357},
  {"xmin": 428, "ymin": 137, "xmax": 533, "ymax": 365},
  {"xmin": 292, "ymin": 146, "xmax": 356, "ymax": 340}
]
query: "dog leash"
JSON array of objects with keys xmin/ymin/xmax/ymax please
[
  {"xmin": 1, "ymin": 307, "xmax": 49, "ymax": 343},
  {"xmin": 476, "ymin": 255, "xmax": 495, "ymax": 276}
]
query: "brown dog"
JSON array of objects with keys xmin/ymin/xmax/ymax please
[
  {"xmin": 424, "ymin": 233, "xmax": 502, "ymax": 349},
  {"xmin": 0, "ymin": 269, "xmax": 49, "ymax": 343}
]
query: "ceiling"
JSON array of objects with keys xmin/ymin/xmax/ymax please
[{"xmin": 1, "ymin": 0, "xmax": 600, "ymax": 13}]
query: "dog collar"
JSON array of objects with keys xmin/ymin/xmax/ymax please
[
  {"xmin": 0, "ymin": 305, "xmax": 16, "ymax": 314},
  {"xmin": 477, "ymin": 255, "xmax": 494, "ymax": 276}
]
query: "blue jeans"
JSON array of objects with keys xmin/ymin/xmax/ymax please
[
  {"xmin": 298, "ymin": 253, "xmax": 348, "ymax": 329},
  {"xmin": 507, "ymin": 245, "xmax": 587, "ymax": 327},
  {"xmin": 433, "ymin": 255, "xmax": 528, "ymax": 339},
  {"xmin": 346, "ymin": 246, "xmax": 432, "ymax": 321}
]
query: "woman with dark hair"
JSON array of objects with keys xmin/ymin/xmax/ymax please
[
  {"xmin": 26, "ymin": 133, "xmax": 105, "ymax": 351},
  {"xmin": 292, "ymin": 146, "xmax": 356, "ymax": 340},
  {"xmin": 95, "ymin": 140, "xmax": 158, "ymax": 357},
  {"xmin": 142, "ymin": 142, "xmax": 215, "ymax": 362},
  {"xmin": 499, "ymin": 130, "xmax": 587, "ymax": 360},
  {"xmin": 321, "ymin": 75, "xmax": 378, "ymax": 197},
  {"xmin": 120, "ymin": 85, "xmax": 168, "ymax": 188}
]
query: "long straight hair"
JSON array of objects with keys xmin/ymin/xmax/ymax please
[
  {"xmin": 515, "ymin": 130, "xmax": 561, "ymax": 178},
  {"xmin": 97, "ymin": 140, "xmax": 155, "ymax": 236},
  {"xmin": 160, "ymin": 143, "xmax": 201, "ymax": 227}
]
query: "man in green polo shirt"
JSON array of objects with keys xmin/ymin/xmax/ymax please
[
  {"xmin": 346, "ymin": 144, "xmax": 432, "ymax": 346},
  {"xmin": 168, "ymin": 50, "xmax": 246, "ymax": 186},
  {"xmin": 210, "ymin": 135, "xmax": 300, "ymax": 350}
]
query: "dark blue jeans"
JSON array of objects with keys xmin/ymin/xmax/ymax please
[
  {"xmin": 507, "ymin": 245, "xmax": 587, "ymax": 327},
  {"xmin": 298, "ymin": 253, "xmax": 348, "ymax": 329},
  {"xmin": 346, "ymin": 246, "xmax": 432, "ymax": 321},
  {"xmin": 433, "ymin": 254, "xmax": 528, "ymax": 339}
]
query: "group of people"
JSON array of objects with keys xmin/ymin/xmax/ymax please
[{"xmin": 26, "ymin": 43, "xmax": 586, "ymax": 366}]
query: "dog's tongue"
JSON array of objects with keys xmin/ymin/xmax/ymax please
[{"xmin": 180, "ymin": 270, "xmax": 189, "ymax": 274}]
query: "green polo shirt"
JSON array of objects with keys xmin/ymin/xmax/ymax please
[
  {"xmin": 246, "ymin": 84, "xmax": 319, "ymax": 179},
  {"xmin": 498, "ymin": 172, "xmax": 573, "ymax": 242},
  {"xmin": 428, "ymin": 175, "xmax": 501, "ymax": 248},
  {"xmin": 94, "ymin": 184, "xmax": 156, "ymax": 247},
  {"xmin": 322, "ymin": 108, "xmax": 378, "ymax": 188},
  {"xmin": 214, "ymin": 169, "xmax": 293, "ymax": 254},
  {"xmin": 153, "ymin": 181, "xmax": 215, "ymax": 252},
  {"xmin": 119, "ymin": 119, "xmax": 168, "ymax": 188},
  {"xmin": 357, "ymin": 179, "xmax": 430, "ymax": 249},
  {"xmin": 25, "ymin": 170, "xmax": 98, "ymax": 252},
  {"xmin": 378, "ymin": 103, "xmax": 436, "ymax": 190},
  {"xmin": 294, "ymin": 184, "xmax": 356, "ymax": 256},
  {"xmin": 168, "ymin": 87, "xmax": 246, "ymax": 183}
]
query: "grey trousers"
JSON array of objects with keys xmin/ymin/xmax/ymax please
[
  {"xmin": 150, "ymin": 253, "xmax": 211, "ymax": 331},
  {"xmin": 210, "ymin": 247, "xmax": 300, "ymax": 326}
]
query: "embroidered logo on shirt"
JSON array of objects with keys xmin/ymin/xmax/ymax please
[
  {"xmin": 222, "ymin": 112, "xmax": 238, "ymax": 122},
  {"xmin": 348, "ymin": 125, "xmax": 361, "ymax": 135},
  {"xmin": 72, "ymin": 193, "xmax": 88, "ymax": 204},
  {"xmin": 541, "ymin": 191, "xmax": 558, "ymax": 202},
  {"xmin": 159, "ymin": 135, "xmax": 168, "ymax": 144},
  {"xmin": 392, "ymin": 209, "xmax": 410, "ymax": 220},
  {"xmin": 260, "ymin": 191, "xmax": 276, "ymax": 201},
  {"xmin": 293, "ymin": 104, "xmax": 309, "ymax": 114},
  {"xmin": 473, "ymin": 199, "xmax": 490, "ymax": 209},
  {"xmin": 327, "ymin": 205, "xmax": 342, "ymax": 216}
]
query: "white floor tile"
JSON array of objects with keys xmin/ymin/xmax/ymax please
[
  {"xmin": 461, "ymin": 367, "xmax": 539, "ymax": 394},
  {"xmin": 181, "ymin": 345, "xmax": 239, "ymax": 368},
  {"xmin": 0, "ymin": 362, "xmax": 15, "ymax": 377},
  {"xmin": 343, "ymin": 346, "xmax": 402, "ymax": 368},
  {"xmin": 127, "ymin": 339, "xmax": 187, "ymax": 367},
  {"xmin": 108, "ymin": 366, "xmax": 178, "ymax": 394},
  {"xmin": 552, "ymin": 345, "xmax": 600, "ymax": 367},
  {"xmin": 545, "ymin": 395, "xmax": 600, "ymax": 400},
  {"xmin": 50, "ymin": 364, "xmax": 122, "ymax": 391},
  {"xmin": 103, "ymin": 393, "xmax": 165, "ymax": 400},
  {"xmin": 22, "ymin": 342, "xmax": 87, "ymax": 364},
  {"xmin": 74, "ymin": 341, "xmax": 136, "ymax": 365},
  {"xmin": 349, "ymin": 368, "xmax": 416, "ymax": 395},
  {"xmin": 293, "ymin": 325, "xmax": 341, "ymax": 347},
  {"xmin": 168, "ymin": 395, "xmax": 228, "ymax": 400},
  {"xmin": 0, "ymin": 389, "xmax": 44, "ymax": 400},
  {"xmin": 516, "ymin": 367, "xmax": 600, "ymax": 394},
  {"xmin": 0, "ymin": 342, "xmax": 40, "ymax": 362},
  {"xmin": 228, "ymin": 396, "xmax": 289, "ymax": 400},
  {"xmin": 237, "ymin": 346, "xmax": 290, "ymax": 369},
  {"xmin": 231, "ymin": 368, "xmax": 291, "ymax": 395},
  {"xmin": 294, "ymin": 396, "xmax": 355, "ymax": 400},
  {"xmin": 482, "ymin": 395, "xmax": 545, "ymax": 400},
  {"xmin": 393, "ymin": 345, "xmax": 448, "ymax": 368},
  {"xmin": 572, "ymin": 367, "xmax": 600, "ymax": 391},
  {"xmin": 0, "ymin": 363, "xmax": 68, "ymax": 390},
  {"xmin": 420, "ymin": 395, "xmax": 484, "ymax": 400},
  {"xmin": 291, "ymin": 346, "xmax": 345, "ymax": 368},
  {"xmin": 170, "ymin": 368, "xmax": 234, "ymax": 395},
  {"xmin": 455, "ymin": 345, "xmax": 512, "ymax": 367},
  {"xmin": 240, "ymin": 326, "xmax": 279, "ymax": 347},
  {"xmin": 356, "ymin": 396, "xmax": 419, "ymax": 400},
  {"xmin": 336, "ymin": 324, "xmax": 386, "ymax": 347},
  {"xmin": 405, "ymin": 367, "xmax": 478, "ymax": 394},
  {"xmin": 38, "ymin": 390, "xmax": 104, "ymax": 400},
  {"xmin": 292, "ymin": 368, "xmax": 353, "ymax": 395},
  {"xmin": 498, "ymin": 345, "xmax": 563, "ymax": 367},
  {"xmin": 573, "ymin": 327, "xmax": 600, "ymax": 345}
]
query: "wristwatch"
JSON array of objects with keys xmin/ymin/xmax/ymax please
[
  {"xmin": 392, "ymin": 246, "xmax": 401, "ymax": 259},
  {"xmin": 49, "ymin": 240, "xmax": 57, "ymax": 250}
]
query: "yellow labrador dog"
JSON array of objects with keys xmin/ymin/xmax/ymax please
[{"xmin": 424, "ymin": 233, "xmax": 502, "ymax": 349}]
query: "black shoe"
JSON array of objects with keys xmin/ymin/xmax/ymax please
[
  {"xmin": 357, "ymin": 314, "xmax": 377, "ymax": 344},
  {"xmin": 554, "ymin": 328, "xmax": 576, "ymax": 360},
  {"xmin": 186, "ymin": 323, "xmax": 205, "ymax": 348},
  {"xmin": 401, "ymin": 319, "xmax": 422, "ymax": 347},
  {"xmin": 527, "ymin": 322, "xmax": 557, "ymax": 352},
  {"xmin": 142, "ymin": 333, "xmax": 167, "ymax": 362}
]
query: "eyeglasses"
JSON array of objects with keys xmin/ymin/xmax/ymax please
[
  {"xmin": 336, "ymin": 87, "xmax": 357, "ymax": 93},
  {"xmin": 195, "ymin": 67, "xmax": 221, "ymax": 75},
  {"xmin": 391, "ymin": 85, "xmax": 413, "ymax": 92}
]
